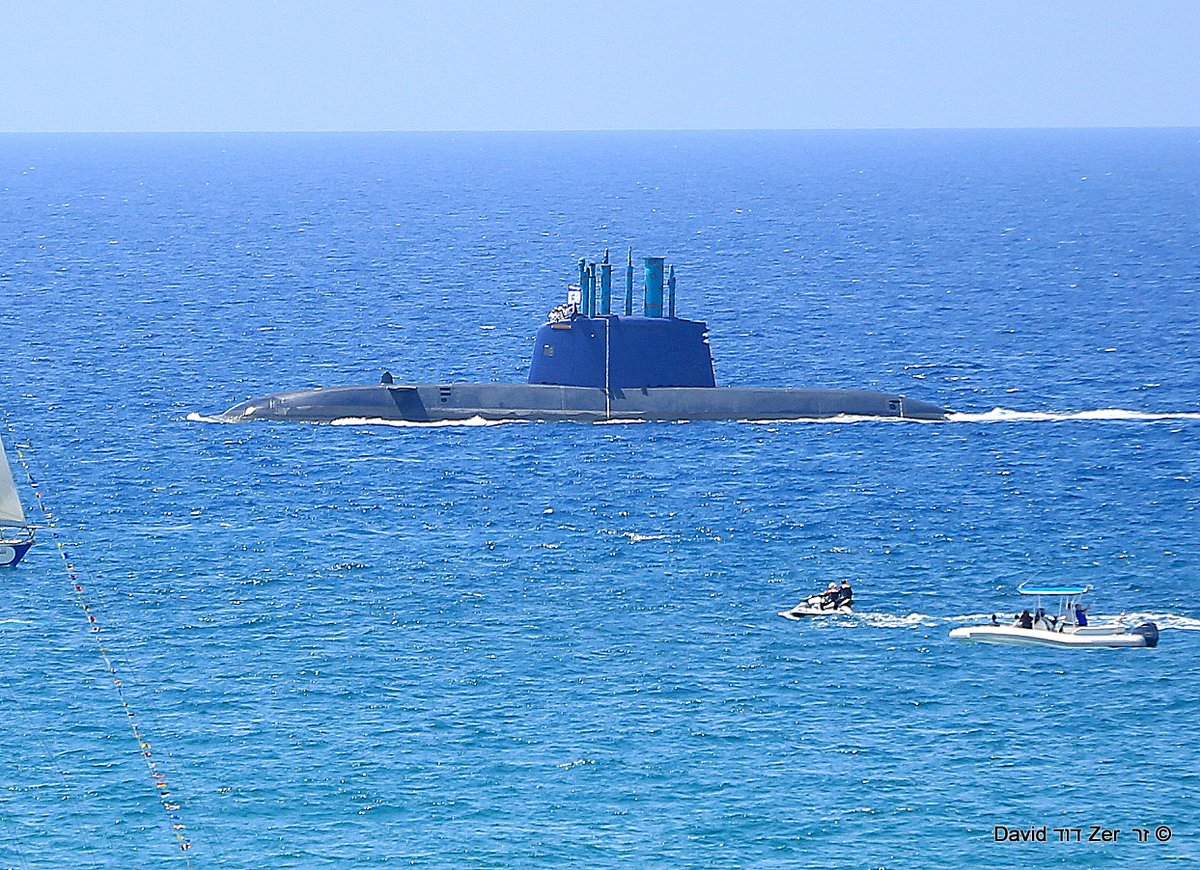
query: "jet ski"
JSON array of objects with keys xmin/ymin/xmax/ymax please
[{"xmin": 778, "ymin": 584, "xmax": 855, "ymax": 620}]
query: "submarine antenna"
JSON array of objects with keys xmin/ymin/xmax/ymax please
[
  {"xmin": 600, "ymin": 251, "xmax": 613, "ymax": 315},
  {"xmin": 643, "ymin": 256, "xmax": 665, "ymax": 317},
  {"xmin": 588, "ymin": 262, "xmax": 597, "ymax": 317},
  {"xmin": 625, "ymin": 248, "xmax": 634, "ymax": 316},
  {"xmin": 578, "ymin": 259, "xmax": 587, "ymax": 316}
]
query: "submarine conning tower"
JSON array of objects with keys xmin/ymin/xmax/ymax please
[{"xmin": 527, "ymin": 250, "xmax": 716, "ymax": 390}]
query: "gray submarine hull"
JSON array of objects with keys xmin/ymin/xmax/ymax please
[
  {"xmin": 220, "ymin": 383, "xmax": 947, "ymax": 423},
  {"xmin": 217, "ymin": 252, "xmax": 948, "ymax": 424}
]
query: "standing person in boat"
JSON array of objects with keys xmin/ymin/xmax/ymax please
[
  {"xmin": 836, "ymin": 580, "xmax": 853, "ymax": 610},
  {"xmin": 1074, "ymin": 603, "xmax": 1089, "ymax": 626},
  {"xmin": 1015, "ymin": 609, "xmax": 1034, "ymax": 630}
]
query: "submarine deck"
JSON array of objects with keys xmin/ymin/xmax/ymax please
[{"xmin": 220, "ymin": 382, "xmax": 948, "ymax": 423}]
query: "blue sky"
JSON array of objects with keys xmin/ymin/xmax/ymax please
[{"xmin": 1, "ymin": 0, "xmax": 1198, "ymax": 132}]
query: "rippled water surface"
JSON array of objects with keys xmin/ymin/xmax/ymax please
[{"xmin": 1, "ymin": 130, "xmax": 1199, "ymax": 868}]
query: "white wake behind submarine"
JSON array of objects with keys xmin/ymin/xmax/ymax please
[{"xmin": 219, "ymin": 252, "xmax": 947, "ymax": 424}]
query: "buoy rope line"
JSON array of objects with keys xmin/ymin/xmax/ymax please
[{"xmin": 5, "ymin": 424, "xmax": 194, "ymax": 864}]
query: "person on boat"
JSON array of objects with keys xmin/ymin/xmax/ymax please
[
  {"xmin": 818, "ymin": 582, "xmax": 840, "ymax": 610},
  {"xmin": 836, "ymin": 580, "xmax": 853, "ymax": 610},
  {"xmin": 1074, "ymin": 603, "xmax": 1089, "ymax": 626},
  {"xmin": 802, "ymin": 583, "xmax": 837, "ymax": 609},
  {"xmin": 1015, "ymin": 609, "xmax": 1034, "ymax": 630},
  {"xmin": 1033, "ymin": 607, "xmax": 1055, "ymax": 630}
]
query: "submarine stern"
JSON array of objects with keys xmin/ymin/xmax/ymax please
[{"xmin": 897, "ymin": 395, "xmax": 948, "ymax": 420}]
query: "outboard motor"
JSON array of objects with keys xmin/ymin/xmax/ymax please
[{"xmin": 1130, "ymin": 622, "xmax": 1159, "ymax": 648}]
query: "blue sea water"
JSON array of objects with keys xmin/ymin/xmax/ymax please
[{"xmin": 1, "ymin": 129, "xmax": 1199, "ymax": 868}]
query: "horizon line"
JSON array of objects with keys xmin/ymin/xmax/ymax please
[{"xmin": 2, "ymin": 124, "xmax": 1199, "ymax": 135}]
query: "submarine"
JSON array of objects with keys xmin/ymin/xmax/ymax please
[{"xmin": 219, "ymin": 251, "xmax": 947, "ymax": 424}]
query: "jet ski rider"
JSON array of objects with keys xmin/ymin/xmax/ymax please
[
  {"xmin": 818, "ymin": 581, "xmax": 853, "ymax": 610},
  {"xmin": 805, "ymin": 581, "xmax": 853, "ymax": 611},
  {"xmin": 818, "ymin": 583, "xmax": 840, "ymax": 609}
]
